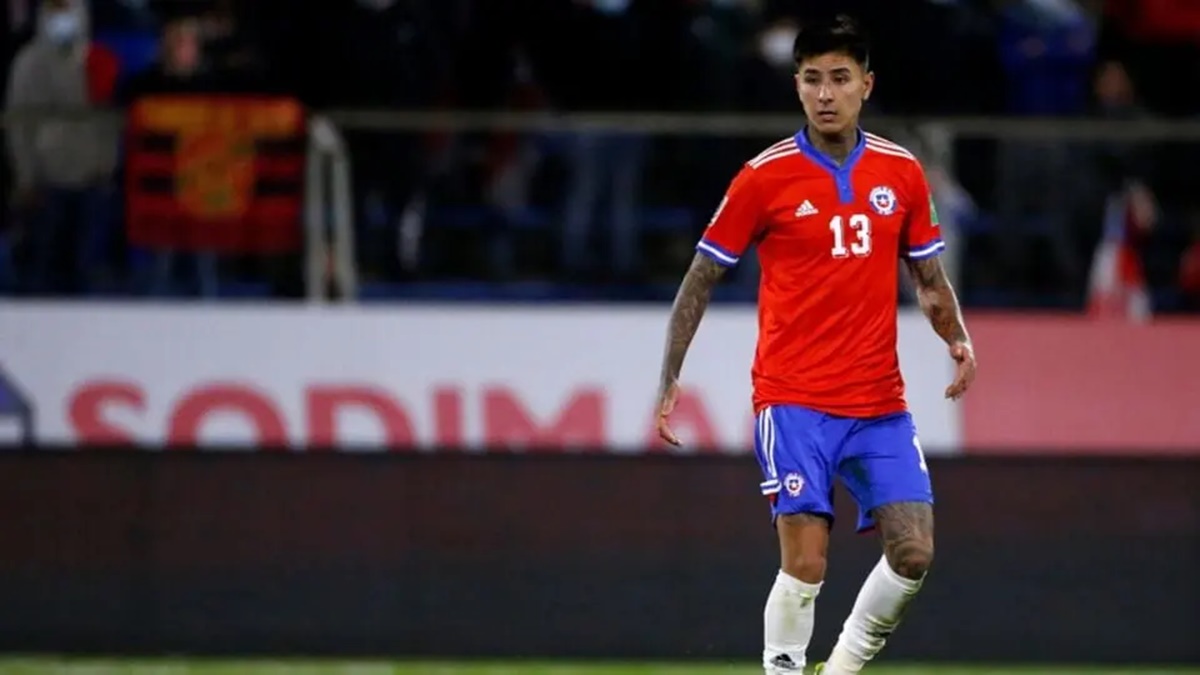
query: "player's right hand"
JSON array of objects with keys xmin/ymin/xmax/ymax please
[{"xmin": 656, "ymin": 379, "xmax": 682, "ymax": 446}]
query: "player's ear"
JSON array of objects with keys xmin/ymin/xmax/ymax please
[{"xmin": 863, "ymin": 70, "xmax": 875, "ymax": 101}]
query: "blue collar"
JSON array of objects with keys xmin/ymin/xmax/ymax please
[{"xmin": 793, "ymin": 126, "xmax": 866, "ymax": 204}]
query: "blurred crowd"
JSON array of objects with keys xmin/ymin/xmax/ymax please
[{"xmin": 2, "ymin": 0, "xmax": 1199, "ymax": 313}]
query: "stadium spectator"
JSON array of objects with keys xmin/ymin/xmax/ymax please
[
  {"xmin": 1098, "ymin": 0, "xmax": 1200, "ymax": 116},
  {"xmin": 1077, "ymin": 59, "xmax": 1159, "ymax": 310},
  {"xmin": 1096, "ymin": 3, "xmax": 1199, "ymax": 314},
  {"xmin": 4, "ymin": 0, "xmax": 121, "ymax": 296},
  {"xmin": 992, "ymin": 0, "xmax": 1097, "ymax": 298},
  {"xmin": 1086, "ymin": 178, "xmax": 1156, "ymax": 322},
  {"xmin": 117, "ymin": 15, "xmax": 230, "ymax": 297},
  {"xmin": 119, "ymin": 16, "xmax": 220, "ymax": 100},
  {"xmin": 0, "ymin": 0, "xmax": 1194, "ymax": 309},
  {"xmin": 287, "ymin": 0, "xmax": 448, "ymax": 281},
  {"xmin": 553, "ymin": 0, "xmax": 649, "ymax": 281},
  {"xmin": 193, "ymin": 0, "xmax": 264, "ymax": 79},
  {"xmin": 996, "ymin": 0, "xmax": 1097, "ymax": 116}
]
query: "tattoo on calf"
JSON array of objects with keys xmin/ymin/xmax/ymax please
[{"xmin": 873, "ymin": 501, "xmax": 934, "ymax": 581}]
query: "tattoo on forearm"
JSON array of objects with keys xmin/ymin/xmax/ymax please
[
  {"xmin": 874, "ymin": 501, "xmax": 935, "ymax": 581},
  {"xmin": 660, "ymin": 253, "xmax": 726, "ymax": 393},
  {"xmin": 906, "ymin": 257, "xmax": 969, "ymax": 345}
]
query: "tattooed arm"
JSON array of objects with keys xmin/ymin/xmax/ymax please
[
  {"xmin": 656, "ymin": 253, "xmax": 728, "ymax": 445},
  {"xmin": 905, "ymin": 256, "xmax": 976, "ymax": 400},
  {"xmin": 906, "ymin": 256, "xmax": 968, "ymax": 344}
]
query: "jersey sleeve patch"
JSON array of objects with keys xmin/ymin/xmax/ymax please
[
  {"xmin": 906, "ymin": 239, "xmax": 946, "ymax": 260},
  {"xmin": 696, "ymin": 238, "xmax": 740, "ymax": 267}
]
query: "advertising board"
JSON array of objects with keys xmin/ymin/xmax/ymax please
[{"xmin": 0, "ymin": 303, "xmax": 959, "ymax": 453}]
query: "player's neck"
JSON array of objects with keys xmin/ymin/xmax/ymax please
[{"xmin": 804, "ymin": 125, "xmax": 860, "ymax": 166}]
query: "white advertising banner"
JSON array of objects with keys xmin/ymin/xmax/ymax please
[{"xmin": 0, "ymin": 303, "xmax": 960, "ymax": 454}]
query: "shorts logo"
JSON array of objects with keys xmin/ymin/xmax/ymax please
[
  {"xmin": 869, "ymin": 186, "xmax": 898, "ymax": 216},
  {"xmin": 784, "ymin": 472, "xmax": 805, "ymax": 497}
]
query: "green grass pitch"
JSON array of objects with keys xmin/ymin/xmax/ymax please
[{"xmin": 0, "ymin": 661, "xmax": 1197, "ymax": 675}]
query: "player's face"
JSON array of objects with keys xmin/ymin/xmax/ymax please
[{"xmin": 794, "ymin": 53, "xmax": 873, "ymax": 136}]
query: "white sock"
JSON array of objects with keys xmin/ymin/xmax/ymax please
[
  {"xmin": 823, "ymin": 555, "xmax": 923, "ymax": 674},
  {"xmin": 762, "ymin": 570, "xmax": 822, "ymax": 672}
]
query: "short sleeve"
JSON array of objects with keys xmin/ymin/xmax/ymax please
[
  {"xmin": 696, "ymin": 165, "xmax": 763, "ymax": 267},
  {"xmin": 902, "ymin": 162, "xmax": 946, "ymax": 260}
]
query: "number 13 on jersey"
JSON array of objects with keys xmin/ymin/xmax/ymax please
[{"xmin": 830, "ymin": 214, "xmax": 872, "ymax": 258}]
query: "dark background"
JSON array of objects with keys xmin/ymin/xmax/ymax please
[
  {"xmin": 1, "ymin": 450, "xmax": 1196, "ymax": 664},
  {"xmin": 5, "ymin": 0, "xmax": 1200, "ymax": 308}
]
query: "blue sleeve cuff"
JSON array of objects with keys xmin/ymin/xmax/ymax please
[
  {"xmin": 906, "ymin": 239, "xmax": 945, "ymax": 260},
  {"xmin": 696, "ymin": 239, "xmax": 740, "ymax": 267}
]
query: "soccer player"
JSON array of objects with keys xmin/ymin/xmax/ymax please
[{"xmin": 653, "ymin": 14, "xmax": 976, "ymax": 675}]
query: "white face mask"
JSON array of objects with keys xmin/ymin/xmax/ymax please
[
  {"xmin": 44, "ymin": 10, "xmax": 82, "ymax": 44},
  {"xmin": 760, "ymin": 27, "xmax": 797, "ymax": 69}
]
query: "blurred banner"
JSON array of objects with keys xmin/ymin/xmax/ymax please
[
  {"xmin": 0, "ymin": 303, "xmax": 955, "ymax": 452},
  {"xmin": 2, "ymin": 303, "xmax": 1198, "ymax": 455},
  {"xmin": 124, "ymin": 95, "xmax": 307, "ymax": 254},
  {"xmin": 963, "ymin": 314, "xmax": 1200, "ymax": 454}
]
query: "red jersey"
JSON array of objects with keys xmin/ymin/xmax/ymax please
[{"xmin": 697, "ymin": 129, "xmax": 944, "ymax": 418}]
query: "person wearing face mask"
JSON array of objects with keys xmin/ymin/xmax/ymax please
[
  {"xmin": 1081, "ymin": 60, "xmax": 1159, "ymax": 322},
  {"xmin": 4, "ymin": 0, "xmax": 121, "ymax": 295}
]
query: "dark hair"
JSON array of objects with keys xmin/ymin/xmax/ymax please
[{"xmin": 792, "ymin": 14, "xmax": 870, "ymax": 69}]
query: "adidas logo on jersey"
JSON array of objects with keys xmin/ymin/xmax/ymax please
[{"xmin": 795, "ymin": 200, "xmax": 819, "ymax": 217}]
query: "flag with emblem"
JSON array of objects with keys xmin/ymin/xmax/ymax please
[
  {"xmin": 1087, "ymin": 184, "xmax": 1153, "ymax": 322},
  {"xmin": 124, "ymin": 95, "xmax": 308, "ymax": 254}
]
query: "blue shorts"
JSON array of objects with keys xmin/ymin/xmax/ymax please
[{"xmin": 754, "ymin": 404, "xmax": 933, "ymax": 532}]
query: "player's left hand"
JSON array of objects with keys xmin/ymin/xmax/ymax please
[
  {"xmin": 945, "ymin": 341, "xmax": 976, "ymax": 400},
  {"xmin": 656, "ymin": 379, "xmax": 682, "ymax": 447}
]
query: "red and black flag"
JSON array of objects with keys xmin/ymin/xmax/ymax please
[{"xmin": 124, "ymin": 95, "xmax": 307, "ymax": 254}]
